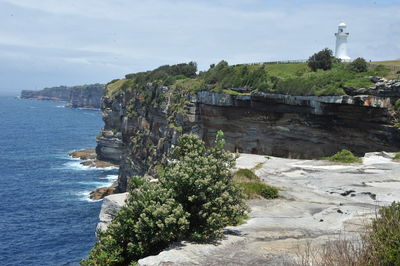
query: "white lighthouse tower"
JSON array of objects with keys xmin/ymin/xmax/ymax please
[{"xmin": 335, "ymin": 22, "xmax": 351, "ymax": 62}]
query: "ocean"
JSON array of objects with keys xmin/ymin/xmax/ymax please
[{"xmin": 0, "ymin": 97, "xmax": 117, "ymax": 265}]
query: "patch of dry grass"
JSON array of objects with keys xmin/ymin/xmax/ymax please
[{"xmin": 293, "ymin": 202, "xmax": 400, "ymax": 266}]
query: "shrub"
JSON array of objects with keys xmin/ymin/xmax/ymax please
[
  {"xmin": 294, "ymin": 201, "xmax": 400, "ymax": 266},
  {"xmin": 323, "ymin": 149, "xmax": 362, "ymax": 163},
  {"xmin": 394, "ymin": 152, "xmax": 400, "ymax": 161},
  {"xmin": 236, "ymin": 182, "xmax": 278, "ymax": 199},
  {"xmin": 234, "ymin": 168, "xmax": 259, "ymax": 181},
  {"xmin": 369, "ymin": 201, "xmax": 400, "ymax": 265},
  {"xmin": 348, "ymin": 57, "xmax": 368, "ymax": 73},
  {"xmin": 81, "ymin": 180, "xmax": 189, "ymax": 265},
  {"xmin": 160, "ymin": 131, "xmax": 248, "ymax": 240},
  {"xmin": 307, "ymin": 48, "xmax": 334, "ymax": 72},
  {"xmin": 233, "ymin": 168, "xmax": 278, "ymax": 199},
  {"xmin": 394, "ymin": 98, "xmax": 400, "ymax": 111}
]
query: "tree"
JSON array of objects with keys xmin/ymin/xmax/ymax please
[
  {"xmin": 82, "ymin": 180, "xmax": 189, "ymax": 265},
  {"xmin": 82, "ymin": 132, "xmax": 248, "ymax": 264},
  {"xmin": 307, "ymin": 48, "xmax": 334, "ymax": 72},
  {"xmin": 348, "ymin": 57, "xmax": 368, "ymax": 73},
  {"xmin": 160, "ymin": 131, "xmax": 248, "ymax": 240}
]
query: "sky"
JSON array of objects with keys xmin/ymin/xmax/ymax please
[{"xmin": 0, "ymin": 0, "xmax": 399, "ymax": 95}]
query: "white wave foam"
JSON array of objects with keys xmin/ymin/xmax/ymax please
[
  {"xmin": 62, "ymin": 161, "xmax": 93, "ymax": 171},
  {"xmin": 77, "ymin": 181, "xmax": 110, "ymax": 186},
  {"xmin": 100, "ymin": 174, "xmax": 118, "ymax": 182},
  {"xmin": 75, "ymin": 191, "xmax": 101, "ymax": 202},
  {"xmin": 60, "ymin": 161, "xmax": 118, "ymax": 171}
]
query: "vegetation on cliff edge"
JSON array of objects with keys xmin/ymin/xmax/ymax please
[
  {"xmin": 82, "ymin": 131, "xmax": 248, "ymax": 265},
  {"xmin": 104, "ymin": 53, "xmax": 390, "ymax": 99}
]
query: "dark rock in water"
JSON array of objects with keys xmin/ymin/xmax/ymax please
[
  {"xmin": 68, "ymin": 148, "xmax": 118, "ymax": 168},
  {"xmin": 68, "ymin": 149, "xmax": 96, "ymax": 160},
  {"xmin": 90, "ymin": 185, "xmax": 117, "ymax": 200},
  {"xmin": 20, "ymin": 84, "xmax": 105, "ymax": 109}
]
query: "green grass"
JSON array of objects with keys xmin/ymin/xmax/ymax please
[
  {"xmin": 394, "ymin": 152, "xmax": 400, "ymax": 161},
  {"xmin": 263, "ymin": 62, "xmax": 310, "ymax": 78},
  {"xmin": 106, "ymin": 59, "xmax": 395, "ymax": 102},
  {"xmin": 234, "ymin": 168, "xmax": 259, "ymax": 181},
  {"xmin": 105, "ymin": 79, "xmax": 126, "ymax": 97},
  {"xmin": 233, "ymin": 168, "xmax": 278, "ymax": 199},
  {"xmin": 253, "ymin": 162, "xmax": 265, "ymax": 170},
  {"xmin": 236, "ymin": 182, "xmax": 279, "ymax": 199},
  {"xmin": 221, "ymin": 89, "xmax": 250, "ymax": 95},
  {"xmin": 322, "ymin": 149, "xmax": 362, "ymax": 163},
  {"xmin": 394, "ymin": 99, "xmax": 400, "ymax": 112},
  {"xmin": 343, "ymin": 77, "xmax": 375, "ymax": 88},
  {"xmin": 372, "ymin": 60, "xmax": 400, "ymax": 67}
]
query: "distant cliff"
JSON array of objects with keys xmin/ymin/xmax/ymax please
[{"xmin": 20, "ymin": 84, "xmax": 105, "ymax": 109}]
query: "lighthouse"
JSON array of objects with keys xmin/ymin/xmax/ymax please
[{"xmin": 335, "ymin": 22, "xmax": 351, "ymax": 62}]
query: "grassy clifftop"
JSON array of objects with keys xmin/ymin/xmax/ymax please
[{"xmin": 105, "ymin": 60, "xmax": 392, "ymax": 98}]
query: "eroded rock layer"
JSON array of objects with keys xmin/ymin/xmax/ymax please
[
  {"xmin": 198, "ymin": 91, "xmax": 399, "ymax": 158},
  {"xmin": 96, "ymin": 87, "xmax": 400, "ymax": 192}
]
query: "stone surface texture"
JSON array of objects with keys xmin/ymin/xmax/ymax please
[
  {"xmin": 136, "ymin": 152, "xmax": 400, "ymax": 266},
  {"xmin": 96, "ymin": 192, "xmax": 128, "ymax": 232}
]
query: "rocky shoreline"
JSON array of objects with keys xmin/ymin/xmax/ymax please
[
  {"xmin": 91, "ymin": 76, "xmax": 400, "ymax": 263},
  {"xmin": 68, "ymin": 149, "xmax": 119, "ymax": 200},
  {"xmin": 96, "ymin": 152, "xmax": 400, "ymax": 265}
]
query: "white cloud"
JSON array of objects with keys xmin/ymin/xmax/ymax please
[{"xmin": 0, "ymin": 0, "xmax": 399, "ymax": 94}]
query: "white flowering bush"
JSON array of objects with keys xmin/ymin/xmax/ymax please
[
  {"xmin": 82, "ymin": 131, "xmax": 247, "ymax": 265},
  {"xmin": 161, "ymin": 131, "xmax": 248, "ymax": 240},
  {"xmin": 81, "ymin": 180, "xmax": 189, "ymax": 265}
]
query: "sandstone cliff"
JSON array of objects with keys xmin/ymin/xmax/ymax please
[
  {"xmin": 96, "ymin": 80, "xmax": 400, "ymax": 193},
  {"xmin": 20, "ymin": 84, "xmax": 105, "ymax": 109}
]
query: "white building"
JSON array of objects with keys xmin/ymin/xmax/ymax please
[{"xmin": 335, "ymin": 22, "xmax": 351, "ymax": 62}]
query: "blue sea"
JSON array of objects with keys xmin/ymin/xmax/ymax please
[{"xmin": 0, "ymin": 97, "xmax": 117, "ymax": 265}]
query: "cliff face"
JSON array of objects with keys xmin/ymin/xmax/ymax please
[
  {"xmin": 198, "ymin": 92, "xmax": 398, "ymax": 158},
  {"xmin": 96, "ymin": 83, "xmax": 400, "ymax": 192},
  {"xmin": 20, "ymin": 84, "xmax": 105, "ymax": 109}
]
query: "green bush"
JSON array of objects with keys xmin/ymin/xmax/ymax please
[
  {"xmin": 348, "ymin": 57, "xmax": 368, "ymax": 73},
  {"xmin": 233, "ymin": 168, "xmax": 278, "ymax": 199},
  {"xmin": 394, "ymin": 152, "xmax": 400, "ymax": 161},
  {"xmin": 394, "ymin": 99, "xmax": 400, "ymax": 111},
  {"xmin": 83, "ymin": 131, "xmax": 249, "ymax": 264},
  {"xmin": 160, "ymin": 131, "xmax": 248, "ymax": 240},
  {"xmin": 323, "ymin": 149, "xmax": 362, "ymax": 163},
  {"xmin": 369, "ymin": 201, "xmax": 400, "ymax": 265},
  {"xmin": 236, "ymin": 182, "xmax": 278, "ymax": 199},
  {"xmin": 234, "ymin": 168, "xmax": 259, "ymax": 181},
  {"xmin": 307, "ymin": 48, "xmax": 334, "ymax": 72},
  {"xmin": 81, "ymin": 180, "xmax": 189, "ymax": 265}
]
